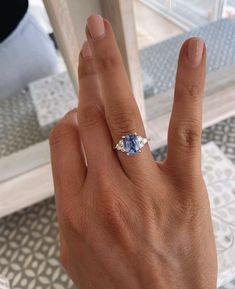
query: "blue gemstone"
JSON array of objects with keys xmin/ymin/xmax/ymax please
[{"xmin": 123, "ymin": 134, "xmax": 141, "ymax": 155}]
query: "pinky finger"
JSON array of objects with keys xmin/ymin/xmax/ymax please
[{"xmin": 49, "ymin": 109, "xmax": 86, "ymax": 228}]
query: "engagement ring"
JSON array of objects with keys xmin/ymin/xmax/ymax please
[{"xmin": 114, "ymin": 133, "xmax": 150, "ymax": 156}]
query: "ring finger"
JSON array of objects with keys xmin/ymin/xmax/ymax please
[
  {"xmin": 86, "ymin": 15, "xmax": 156, "ymax": 179},
  {"xmin": 78, "ymin": 41, "xmax": 120, "ymax": 175}
]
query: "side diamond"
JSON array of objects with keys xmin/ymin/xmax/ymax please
[
  {"xmin": 137, "ymin": 136, "xmax": 148, "ymax": 148},
  {"xmin": 116, "ymin": 140, "xmax": 126, "ymax": 152}
]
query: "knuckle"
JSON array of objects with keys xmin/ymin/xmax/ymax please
[
  {"xmin": 177, "ymin": 196, "xmax": 201, "ymax": 222},
  {"xmin": 78, "ymin": 62, "xmax": 96, "ymax": 79},
  {"xmin": 171, "ymin": 121, "xmax": 201, "ymax": 149},
  {"xmin": 108, "ymin": 110, "xmax": 138, "ymax": 135},
  {"xmin": 78, "ymin": 104, "xmax": 103, "ymax": 129},
  {"xmin": 49, "ymin": 113, "xmax": 76, "ymax": 147},
  {"xmin": 50, "ymin": 124, "xmax": 68, "ymax": 146},
  {"xmin": 180, "ymin": 126, "xmax": 201, "ymax": 149},
  {"xmin": 96, "ymin": 51, "xmax": 121, "ymax": 73},
  {"xmin": 178, "ymin": 82, "xmax": 202, "ymax": 101},
  {"xmin": 100, "ymin": 194, "xmax": 130, "ymax": 235}
]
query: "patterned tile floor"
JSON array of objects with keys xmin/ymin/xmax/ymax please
[
  {"xmin": 0, "ymin": 115, "xmax": 235, "ymax": 288},
  {"xmin": 0, "ymin": 89, "xmax": 47, "ymax": 159}
]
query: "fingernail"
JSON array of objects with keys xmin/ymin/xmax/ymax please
[
  {"xmin": 187, "ymin": 38, "xmax": 204, "ymax": 67},
  {"xmin": 82, "ymin": 41, "xmax": 92, "ymax": 58},
  {"xmin": 87, "ymin": 15, "xmax": 105, "ymax": 40}
]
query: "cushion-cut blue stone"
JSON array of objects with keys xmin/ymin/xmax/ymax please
[{"xmin": 123, "ymin": 134, "xmax": 140, "ymax": 155}]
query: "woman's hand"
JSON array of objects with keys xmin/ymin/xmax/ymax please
[{"xmin": 50, "ymin": 15, "xmax": 217, "ymax": 289}]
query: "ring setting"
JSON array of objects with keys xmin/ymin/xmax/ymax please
[{"xmin": 114, "ymin": 133, "xmax": 150, "ymax": 156}]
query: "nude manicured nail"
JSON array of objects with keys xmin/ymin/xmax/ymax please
[
  {"xmin": 87, "ymin": 15, "xmax": 105, "ymax": 40},
  {"xmin": 187, "ymin": 38, "xmax": 204, "ymax": 67},
  {"xmin": 82, "ymin": 41, "xmax": 92, "ymax": 58}
]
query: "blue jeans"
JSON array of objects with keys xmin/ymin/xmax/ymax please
[{"xmin": 0, "ymin": 12, "xmax": 58, "ymax": 100}]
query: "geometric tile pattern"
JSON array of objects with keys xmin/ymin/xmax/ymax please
[
  {"xmin": 0, "ymin": 115, "xmax": 235, "ymax": 289},
  {"xmin": 0, "ymin": 89, "xmax": 47, "ymax": 159},
  {"xmin": 201, "ymin": 142, "xmax": 235, "ymax": 287},
  {"xmin": 202, "ymin": 117, "xmax": 235, "ymax": 164},
  {"xmin": 140, "ymin": 19, "xmax": 235, "ymax": 97},
  {"xmin": 29, "ymin": 72, "xmax": 76, "ymax": 131},
  {"xmin": 0, "ymin": 198, "xmax": 74, "ymax": 289}
]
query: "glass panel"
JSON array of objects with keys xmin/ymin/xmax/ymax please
[
  {"xmin": 141, "ymin": 0, "xmax": 222, "ymax": 29},
  {"xmin": 156, "ymin": 0, "xmax": 166, "ymax": 4},
  {"xmin": 223, "ymin": 0, "xmax": 235, "ymax": 19},
  {"xmin": 171, "ymin": 0, "xmax": 216, "ymax": 26}
]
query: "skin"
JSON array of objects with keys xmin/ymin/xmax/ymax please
[{"xmin": 50, "ymin": 16, "xmax": 217, "ymax": 289}]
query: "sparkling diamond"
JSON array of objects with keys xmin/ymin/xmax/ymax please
[
  {"xmin": 137, "ymin": 136, "xmax": 146, "ymax": 148},
  {"xmin": 116, "ymin": 140, "xmax": 125, "ymax": 152}
]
